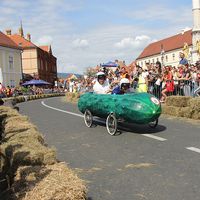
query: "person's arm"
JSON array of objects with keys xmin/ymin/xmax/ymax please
[{"xmin": 185, "ymin": 72, "xmax": 191, "ymax": 80}]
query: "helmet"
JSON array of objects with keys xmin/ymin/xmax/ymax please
[
  {"xmin": 96, "ymin": 72, "xmax": 106, "ymax": 80},
  {"xmin": 120, "ymin": 78, "xmax": 130, "ymax": 89}
]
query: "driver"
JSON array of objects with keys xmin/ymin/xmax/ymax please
[
  {"xmin": 93, "ymin": 72, "xmax": 110, "ymax": 94},
  {"xmin": 112, "ymin": 78, "xmax": 131, "ymax": 95}
]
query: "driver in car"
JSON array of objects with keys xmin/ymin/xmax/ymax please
[
  {"xmin": 112, "ymin": 78, "xmax": 131, "ymax": 95},
  {"xmin": 93, "ymin": 72, "xmax": 110, "ymax": 94}
]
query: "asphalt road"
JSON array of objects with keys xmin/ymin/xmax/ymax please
[{"xmin": 18, "ymin": 97, "xmax": 200, "ymax": 200}]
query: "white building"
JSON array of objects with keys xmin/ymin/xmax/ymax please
[
  {"xmin": 0, "ymin": 31, "xmax": 22, "ymax": 87},
  {"xmin": 136, "ymin": 0, "xmax": 200, "ymax": 67}
]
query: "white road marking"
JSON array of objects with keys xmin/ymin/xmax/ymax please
[
  {"xmin": 186, "ymin": 147, "xmax": 200, "ymax": 154},
  {"xmin": 41, "ymin": 100, "xmax": 167, "ymax": 142},
  {"xmin": 142, "ymin": 134, "xmax": 167, "ymax": 141},
  {"xmin": 41, "ymin": 100, "xmax": 83, "ymax": 118}
]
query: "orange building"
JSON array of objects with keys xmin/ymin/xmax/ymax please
[{"xmin": 5, "ymin": 27, "xmax": 57, "ymax": 84}]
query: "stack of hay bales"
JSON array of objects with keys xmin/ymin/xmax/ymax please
[
  {"xmin": 0, "ymin": 106, "xmax": 86, "ymax": 200},
  {"xmin": 162, "ymin": 96, "xmax": 200, "ymax": 120},
  {"xmin": 65, "ymin": 92, "xmax": 80, "ymax": 103},
  {"xmin": 3, "ymin": 93, "xmax": 65, "ymax": 104}
]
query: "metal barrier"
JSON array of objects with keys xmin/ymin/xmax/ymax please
[{"xmin": 147, "ymin": 81, "xmax": 200, "ymax": 98}]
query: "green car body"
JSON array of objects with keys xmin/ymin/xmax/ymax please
[{"xmin": 78, "ymin": 92, "xmax": 161, "ymax": 124}]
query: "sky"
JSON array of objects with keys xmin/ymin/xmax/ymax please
[{"xmin": 0, "ymin": 0, "xmax": 193, "ymax": 73}]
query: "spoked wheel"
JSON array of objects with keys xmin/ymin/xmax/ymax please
[
  {"xmin": 106, "ymin": 114, "xmax": 118, "ymax": 136},
  {"xmin": 148, "ymin": 119, "xmax": 158, "ymax": 128},
  {"xmin": 84, "ymin": 109, "xmax": 93, "ymax": 128}
]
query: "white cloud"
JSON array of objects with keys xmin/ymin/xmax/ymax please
[
  {"xmin": 36, "ymin": 36, "xmax": 53, "ymax": 45},
  {"xmin": 72, "ymin": 39, "xmax": 89, "ymax": 48},
  {"xmin": 115, "ymin": 35, "xmax": 152, "ymax": 49},
  {"xmin": 0, "ymin": 1, "xmax": 193, "ymax": 74}
]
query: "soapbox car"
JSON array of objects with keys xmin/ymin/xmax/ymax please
[{"xmin": 78, "ymin": 92, "xmax": 161, "ymax": 136}]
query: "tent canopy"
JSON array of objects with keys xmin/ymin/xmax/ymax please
[
  {"xmin": 101, "ymin": 61, "xmax": 119, "ymax": 67},
  {"xmin": 22, "ymin": 79, "xmax": 51, "ymax": 86}
]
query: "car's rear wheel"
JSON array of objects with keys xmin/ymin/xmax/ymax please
[
  {"xmin": 106, "ymin": 114, "xmax": 117, "ymax": 136},
  {"xmin": 148, "ymin": 119, "xmax": 158, "ymax": 128},
  {"xmin": 84, "ymin": 109, "xmax": 93, "ymax": 127}
]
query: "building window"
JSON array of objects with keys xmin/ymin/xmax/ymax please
[
  {"xmin": 172, "ymin": 53, "xmax": 175, "ymax": 61},
  {"xmin": 9, "ymin": 56, "xmax": 13, "ymax": 69},
  {"xmin": 152, "ymin": 59, "xmax": 154, "ymax": 64},
  {"xmin": 141, "ymin": 61, "xmax": 143, "ymax": 66},
  {"xmin": 166, "ymin": 55, "xmax": 168, "ymax": 62},
  {"xmin": 157, "ymin": 58, "xmax": 159, "ymax": 61}
]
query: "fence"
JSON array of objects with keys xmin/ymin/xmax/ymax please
[{"xmin": 147, "ymin": 80, "xmax": 200, "ymax": 99}]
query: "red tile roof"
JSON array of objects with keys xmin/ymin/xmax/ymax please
[
  {"xmin": 39, "ymin": 45, "xmax": 49, "ymax": 52},
  {"xmin": 0, "ymin": 31, "xmax": 21, "ymax": 49},
  {"xmin": 137, "ymin": 30, "xmax": 192, "ymax": 60},
  {"xmin": 8, "ymin": 34, "xmax": 37, "ymax": 49}
]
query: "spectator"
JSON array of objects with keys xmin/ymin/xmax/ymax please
[
  {"xmin": 160, "ymin": 67, "xmax": 174, "ymax": 103},
  {"xmin": 179, "ymin": 52, "xmax": 188, "ymax": 65}
]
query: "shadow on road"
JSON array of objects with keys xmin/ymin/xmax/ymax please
[{"xmin": 92, "ymin": 118, "xmax": 166, "ymax": 135}]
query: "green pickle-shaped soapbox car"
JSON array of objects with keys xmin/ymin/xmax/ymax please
[{"xmin": 78, "ymin": 92, "xmax": 161, "ymax": 135}]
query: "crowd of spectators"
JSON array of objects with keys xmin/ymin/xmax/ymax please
[
  {"xmin": 0, "ymin": 83, "xmax": 64, "ymax": 98},
  {"xmin": 66, "ymin": 54, "xmax": 200, "ymax": 102},
  {"xmin": 1, "ymin": 53, "xmax": 199, "ymax": 102}
]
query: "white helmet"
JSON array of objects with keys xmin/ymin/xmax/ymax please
[
  {"xmin": 96, "ymin": 72, "xmax": 106, "ymax": 80},
  {"xmin": 96, "ymin": 71, "xmax": 105, "ymax": 76},
  {"xmin": 120, "ymin": 78, "xmax": 130, "ymax": 88}
]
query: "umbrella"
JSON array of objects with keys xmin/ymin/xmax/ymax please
[
  {"xmin": 22, "ymin": 79, "xmax": 51, "ymax": 86},
  {"xmin": 101, "ymin": 61, "xmax": 119, "ymax": 67}
]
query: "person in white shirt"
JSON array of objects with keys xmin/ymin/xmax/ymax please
[{"xmin": 93, "ymin": 72, "xmax": 110, "ymax": 94}]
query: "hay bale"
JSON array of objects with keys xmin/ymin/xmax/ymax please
[
  {"xmin": 12, "ymin": 163, "xmax": 86, "ymax": 200},
  {"xmin": 3, "ymin": 128, "xmax": 44, "ymax": 145},
  {"xmin": 188, "ymin": 97, "xmax": 200, "ymax": 111},
  {"xmin": 178, "ymin": 107, "xmax": 192, "ymax": 118},
  {"xmin": 161, "ymin": 105, "xmax": 181, "ymax": 117},
  {"xmin": 191, "ymin": 111, "xmax": 200, "ymax": 120},
  {"xmin": 0, "ymin": 106, "xmax": 19, "ymax": 117},
  {"xmin": 3, "ymin": 116, "xmax": 37, "ymax": 135},
  {"xmin": 166, "ymin": 96, "xmax": 191, "ymax": 107},
  {"xmin": 15, "ymin": 97, "xmax": 25, "ymax": 103},
  {"xmin": 1, "ymin": 138, "xmax": 56, "ymax": 169},
  {"xmin": 188, "ymin": 98, "xmax": 200, "ymax": 120}
]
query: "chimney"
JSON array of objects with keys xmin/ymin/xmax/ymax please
[
  {"xmin": 5, "ymin": 29, "xmax": 11, "ymax": 35},
  {"xmin": 27, "ymin": 33, "xmax": 31, "ymax": 41}
]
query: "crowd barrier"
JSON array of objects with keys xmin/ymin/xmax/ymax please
[{"xmin": 147, "ymin": 80, "xmax": 200, "ymax": 99}]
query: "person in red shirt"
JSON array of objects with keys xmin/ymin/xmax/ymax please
[{"xmin": 160, "ymin": 66, "xmax": 174, "ymax": 102}]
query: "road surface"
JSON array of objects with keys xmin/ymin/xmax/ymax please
[{"xmin": 18, "ymin": 97, "xmax": 200, "ymax": 200}]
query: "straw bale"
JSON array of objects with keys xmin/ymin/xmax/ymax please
[
  {"xmin": 3, "ymin": 116, "xmax": 37, "ymax": 135},
  {"xmin": 161, "ymin": 105, "xmax": 181, "ymax": 116},
  {"xmin": 15, "ymin": 97, "xmax": 25, "ymax": 103},
  {"xmin": 12, "ymin": 163, "xmax": 86, "ymax": 200},
  {"xmin": 191, "ymin": 111, "xmax": 200, "ymax": 120},
  {"xmin": 178, "ymin": 107, "xmax": 192, "ymax": 118},
  {"xmin": 0, "ymin": 106, "xmax": 19, "ymax": 117},
  {"xmin": 188, "ymin": 97, "xmax": 200, "ymax": 111},
  {"xmin": 3, "ymin": 128, "xmax": 44, "ymax": 145},
  {"xmin": 1, "ymin": 138, "xmax": 56, "ymax": 169},
  {"xmin": 166, "ymin": 96, "xmax": 191, "ymax": 107}
]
